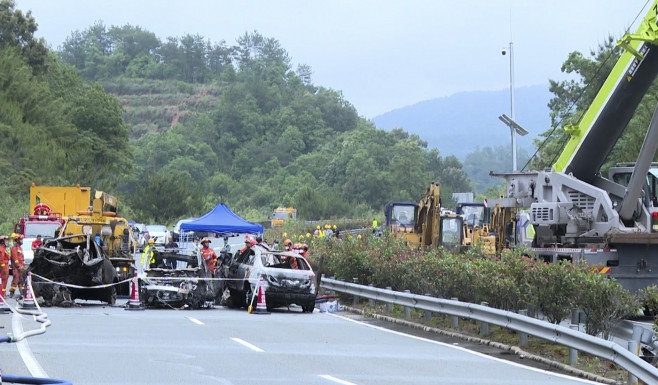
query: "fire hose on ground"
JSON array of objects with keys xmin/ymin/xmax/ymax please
[{"xmin": 0, "ymin": 273, "xmax": 73, "ymax": 384}]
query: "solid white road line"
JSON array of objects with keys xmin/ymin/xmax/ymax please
[
  {"xmin": 186, "ymin": 316, "xmax": 204, "ymax": 325},
  {"xmin": 231, "ymin": 337, "xmax": 265, "ymax": 352},
  {"xmin": 12, "ymin": 312, "xmax": 48, "ymax": 378},
  {"xmin": 319, "ymin": 374, "xmax": 359, "ymax": 385},
  {"xmin": 327, "ymin": 313, "xmax": 601, "ymax": 384}
]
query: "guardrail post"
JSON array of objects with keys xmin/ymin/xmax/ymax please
[
  {"xmin": 479, "ymin": 302, "xmax": 489, "ymax": 336},
  {"xmin": 404, "ymin": 290, "xmax": 411, "ymax": 319},
  {"xmin": 424, "ymin": 293, "xmax": 432, "ymax": 322},
  {"xmin": 570, "ymin": 308, "xmax": 580, "ymax": 331},
  {"xmin": 352, "ymin": 278, "xmax": 359, "ymax": 306},
  {"xmin": 628, "ymin": 325, "xmax": 643, "ymax": 384},
  {"xmin": 385, "ymin": 287, "xmax": 393, "ymax": 312},
  {"xmin": 569, "ymin": 323, "xmax": 578, "ymax": 365},
  {"xmin": 518, "ymin": 309, "xmax": 528, "ymax": 346},
  {"xmin": 450, "ymin": 297, "xmax": 459, "ymax": 329},
  {"xmin": 567, "ymin": 307, "xmax": 580, "ymax": 365},
  {"xmin": 329, "ymin": 276, "xmax": 336, "ymax": 295},
  {"xmin": 368, "ymin": 284, "xmax": 375, "ymax": 307}
]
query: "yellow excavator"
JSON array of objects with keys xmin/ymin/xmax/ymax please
[{"xmin": 385, "ymin": 183, "xmax": 495, "ymax": 253}]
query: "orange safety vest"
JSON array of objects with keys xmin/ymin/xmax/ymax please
[
  {"xmin": 200, "ymin": 247, "xmax": 217, "ymax": 272},
  {"xmin": 0, "ymin": 244, "xmax": 9, "ymax": 269},
  {"xmin": 11, "ymin": 245, "xmax": 24, "ymax": 270}
]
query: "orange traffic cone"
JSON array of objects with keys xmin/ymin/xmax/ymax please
[
  {"xmin": 125, "ymin": 273, "xmax": 145, "ymax": 311},
  {"xmin": 20, "ymin": 272, "xmax": 38, "ymax": 310},
  {"xmin": 251, "ymin": 277, "xmax": 270, "ymax": 315}
]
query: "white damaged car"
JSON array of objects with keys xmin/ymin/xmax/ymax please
[{"xmin": 219, "ymin": 244, "xmax": 316, "ymax": 312}]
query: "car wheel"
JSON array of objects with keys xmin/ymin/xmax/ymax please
[
  {"xmin": 105, "ymin": 286, "xmax": 117, "ymax": 305},
  {"xmin": 139, "ymin": 286, "xmax": 148, "ymax": 305},
  {"xmin": 302, "ymin": 302, "xmax": 315, "ymax": 313},
  {"xmin": 189, "ymin": 289, "xmax": 203, "ymax": 309},
  {"xmin": 244, "ymin": 284, "xmax": 254, "ymax": 309},
  {"xmin": 118, "ymin": 280, "xmax": 130, "ymax": 297},
  {"xmin": 226, "ymin": 288, "xmax": 241, "ymax": 309}
]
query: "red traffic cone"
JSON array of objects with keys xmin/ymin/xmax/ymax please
[
  {"xmin": 20, "ymin": 272, "xmax": 38, "ymax": 310},
  {"xmin": 251, "ymin": 277, "xmax": 269, "ymax": 315},
  {"xmin": 125, "ymin": 273, "xmax": 145, "ymax": 311}
]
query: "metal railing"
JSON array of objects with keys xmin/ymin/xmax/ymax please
[{"xmin": 319, "ymin": 277, "xmax": 658, "ymax": 385}]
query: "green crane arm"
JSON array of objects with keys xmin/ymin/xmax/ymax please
[{"xmin": 553, "ymin": 1, "xmax": 658, "ymax": 182}]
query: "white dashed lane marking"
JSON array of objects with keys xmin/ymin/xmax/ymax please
[
  {"xmin": 319, "ymin": 374, "xmax": 359, "ymax": 385},
  {"xmin": 231, "ymin": 337, "xmax": 264, "ymax": 352},
  {"xmin": 186, "ymin": 316, "xmax": 204, "ymax": 325}
]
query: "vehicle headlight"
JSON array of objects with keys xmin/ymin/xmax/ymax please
[{"xmin": 266, "ymin": 274, "xmax": 279, "ymax": 286}]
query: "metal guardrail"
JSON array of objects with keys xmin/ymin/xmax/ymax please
[{"xmin": 320, "ymin": 277, "xmax": 658, "ymax": 385}]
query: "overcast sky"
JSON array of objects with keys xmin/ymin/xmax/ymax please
[{"xmin": 15, "ymin": 0, "xmax": 651, "ymax": 119}]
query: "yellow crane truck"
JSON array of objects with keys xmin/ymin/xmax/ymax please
[{"xmin": 63, "ymin": 191, "xmax": 136, "ymax": 296}]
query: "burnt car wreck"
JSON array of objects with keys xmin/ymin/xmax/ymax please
[
  {"xmin": 138, "ymin": 251, "xmax": 219, "ymax": 309},
  {"xmin": 219, "ymin": 245, "xmax": 317, "ymax": 312},
  {"xmin": 30, "ymin": 235, "xmax": 119, "ymax": 305}
]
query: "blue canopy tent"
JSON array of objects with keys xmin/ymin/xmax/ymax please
[{"xmin": 180, "ymin": 204, "xmax": 263, "ymax": 234}]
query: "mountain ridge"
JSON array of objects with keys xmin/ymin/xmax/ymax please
[{"xmin": 371, "ymin": 85, "xmax": 552, "ymax": 160}]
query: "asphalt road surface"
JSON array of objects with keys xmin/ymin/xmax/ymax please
[{"xmin": 0, "ymin": 298, "xmax": 602, "ymax": 385}]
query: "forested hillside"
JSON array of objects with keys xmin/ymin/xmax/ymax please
[
  {"xmin": 2, "ymin": 0, "xmax": 656, "ymax": 233},
  {"xmin": 0, "ymin": 1, "xmax": 131, "ymax": 233},
  {"xmin": 0, "ymin": 1, "xmax": 472, "ymax": 230}
]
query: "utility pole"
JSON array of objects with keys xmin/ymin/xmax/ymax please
[{"xmin": 499, "ymin": 41, "xmax": 527, "ymax": 171}]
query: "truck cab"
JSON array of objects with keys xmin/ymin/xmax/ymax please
[
  {"xmin": 14, "ymin": 203, "xmax": 66, "ymax": 266},
  {"xmin": 270, "ymin": 207, "xmax": 297, "ymax": 227},
  {"xmin": 609, "ymin": 162, "xmax": 658, "ymax": 209}
]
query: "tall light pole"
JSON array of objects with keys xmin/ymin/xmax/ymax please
[{"xmin": 499, "ymin": 41, "xmax": 527, "ymax": 171}]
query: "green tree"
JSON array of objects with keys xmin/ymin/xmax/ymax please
[
  {"xmin": 0, "ymin": 0, "xmax": 49, "ymax": 73},
  {"xmin": 133, "ymin": 170, "xmax": 203, "ymax": 224},
  {"xmin": 533, "ymin": 37, "xmax": 629, "ymax": 170},
  {"xmin": 67, "ymin": 82, "xmax": 132, "ymax": 189},
  {"xmin": 463, "ymin": 145, "xmax": 531, "ymax": 193}
]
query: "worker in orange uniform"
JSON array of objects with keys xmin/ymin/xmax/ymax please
[
  {"xmin": 200, "ymin": 238, "xmax": 218, "ymax": 276},
  {"xmin": 238, "ymin": 236, "xmax": 258, "ymax": 254},
  {"xmin": 283, "ymin": 239, "xmax": 293, "ymax": 252},
  {"xmin": 0, "ymin": 236, "xmax": 10, "ymax": 298},
  {"xmin": 9, "ymin": 233, "xmax": 25, "ymax": 298},
  {"xmin": 300, "ymin": 244, "xmax": 309, "ymax": 258},
  {"xmin": 300, "ymin": 243, "xmax": 312, "ymax": 269},
  {"xmin": 288, "ymin": 255, "xmax": 299, "ymax": 269}
]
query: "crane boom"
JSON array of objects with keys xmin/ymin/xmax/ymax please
[
  {"xmin": 553, "ymin": 1, "xmax": 658, "ymax": 183},
  {"xmin": 489, "ymin": 1, "xmax": 658, "ymax": 292}
]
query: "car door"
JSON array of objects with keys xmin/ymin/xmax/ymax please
[
  {"xmin": 237, "ymin": 249, "xmax": 258, "ymax": 287},
  {"xmin": 227, "ymin": 249, "xmax": 249, "ymax": 289}
]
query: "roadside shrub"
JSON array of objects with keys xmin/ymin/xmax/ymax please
[
  {"xmin": 636, "ymin": 285, "xmax": 658, "ymax": 316},
  {"xmin": 311, "ymin": 232, "xmax": 637, "ymax": 334},
  {"xmin": 313, "ymin": 233, "xmax": 377, "ymax": 284},
  {"xmin": 526, "ymin": 261, "xmax": 580, "ymax": 324},
  {"xmin": 497, "ymin": 252, "xmax": 534, "ymax": 309},
  {"xmin": 430, "ymin": 251, "xmax": 477, "ymax": 302},
  {"xmin": 576, "ymin": 270, "xmax": 639, "ymax": 338},
  {"xmin": 470, "ymin": 257, "xmax": 523, "ymax": 310}
]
